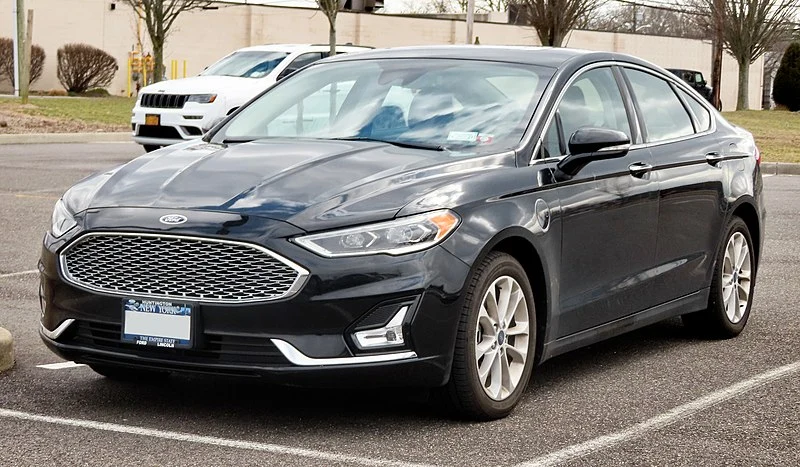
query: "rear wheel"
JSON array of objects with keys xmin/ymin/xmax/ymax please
[
  {"xmin": 143, "ymin": 144, "xmax": 161, "ymax": 153},
  {"xmin": 89, "ymin": 364, "xmax": 169, "ymax": 381},
  {"xmin": 438, "ymin": 252, "xmax": 536, "ymax": 420},
  {"xmin": 683, "ymin": 216, "xmax": 755, "ymax": 338}
]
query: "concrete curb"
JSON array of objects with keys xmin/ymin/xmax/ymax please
[
  {"xmin": 0, "ymin": 327, "xmax": 13, "ymax": 374},
  {"xmin": 762, "ymin": 162, "xmax": 800, "ymax": 176},
  {"xmin": 0, "ymin": 132, "xmax": 131, "ymax": 145}
]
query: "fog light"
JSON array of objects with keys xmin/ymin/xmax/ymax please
[{"xmin": 353, "ymin": 306, "xmax": 408, "ymax": 349}]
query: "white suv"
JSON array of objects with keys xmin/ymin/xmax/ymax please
[{"xmin": 131, "ymin": 44, "xmax": 371, "ymax": 152}]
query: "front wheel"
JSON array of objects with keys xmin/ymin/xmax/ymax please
[
  {"xmin": 438, "ymin": 252, "xmax": 536, "ymax": 420},
  {"xmin": 683, "ymin": 217, "xmax": 755, "ymax": 338}
]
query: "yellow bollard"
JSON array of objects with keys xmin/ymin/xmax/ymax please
[
  {"xmin": 183, "ymin": 60, "xmax": 187, "ymax": 79},
  {"xmin": 127, "ymin": 56, "xmax": 132, "ymax": 97}
]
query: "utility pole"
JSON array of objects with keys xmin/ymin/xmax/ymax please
[
  {"xmin": 466, "ymin": 0, "xmax": 475, "ymax": 44},
  {"xmin": 20, "ymin": 9, "xmax": 33, "ymax": 104},
  {"xmin": 711, "ymin": 0, "xmax": 724, "ymax": 111}
]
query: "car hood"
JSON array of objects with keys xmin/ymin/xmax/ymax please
[
  {"xmin": 139, "ymin": 75, "xmax": 267, "ymax": 95},
  {"xmin": 64, "ymin": 140, "xmax": 513, "ymax": 232}
]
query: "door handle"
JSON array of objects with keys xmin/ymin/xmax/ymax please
[
  {"xmin": 706, "ymin": 152, "xmax": 725, "ymax": 165},
  {"xmin": 628, "ymin": 162, "xmax": 653, "ymax": 177}
]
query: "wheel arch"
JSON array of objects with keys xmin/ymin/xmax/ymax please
[
  {"xmin": 469, "ymin": 228, "xmax": 551, "ymax": 365},
  {"xmin": 729, "ymin": 198, "xmax": 761, "ymax": 266}
]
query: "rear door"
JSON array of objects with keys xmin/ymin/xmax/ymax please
[
  {"xmin": 620, "ymin": 67, "xmax": 726, "ymax": 305},
  {"xmin": 542, "ymin": 66, "xmax": 661, "ymax": 338}
]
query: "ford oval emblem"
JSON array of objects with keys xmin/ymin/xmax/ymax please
[{"xmin": 159, "ymin": 214, "xmax": 188, "ymax": 225}]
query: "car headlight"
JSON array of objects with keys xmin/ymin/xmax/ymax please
[
  {"xmin": 294, "ymin": 210, "xmax": 460, "ymax": 257},
  {"xmin": 187, "ymin": 94, "xmax": 217, "ymax": 104},
  {"xmin": 51, "ymin": 199, "xmax": 77, "ymax": 238}
]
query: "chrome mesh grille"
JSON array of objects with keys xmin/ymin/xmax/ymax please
[{"xmin": 60, "ymin": 233, "xmax": 306, "ymax": 303}]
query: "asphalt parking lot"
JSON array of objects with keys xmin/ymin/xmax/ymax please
[{"xmin": 0, "ymin": 142, "xmax": 798, "ymax": 466}]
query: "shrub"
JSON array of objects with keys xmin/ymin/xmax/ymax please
[
  {"xmin": 773, "ymin": 42, "xmax": 800, "ymax": 112},
  {"xmin": 57, "ymin": 43, "xmax": 118, "ymax": 94},
  {"xmin": 0, "ymin": 37, "xmax": 46, "ymax": 86}
]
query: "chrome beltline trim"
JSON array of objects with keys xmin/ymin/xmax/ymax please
[
  {"xmin": 271, "ymin": 339, "xmax": 417, "ymax": 366},
  {"xmin": 40, "ymin": 319, "xmax": 76, "ymax": 339},
  {"xmin": 58, "ymin": 231, "xmax": 310, "ymax": 304}
]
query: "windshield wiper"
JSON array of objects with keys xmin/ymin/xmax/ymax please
[
  {"xmin": 222, "ymin": 137, "xmax": 256, "ymax": 144},
  {"xmin": 332, "ymin": 137, "xmax": 445, "ymax": 151}
]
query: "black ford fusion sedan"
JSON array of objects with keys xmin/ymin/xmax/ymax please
[{"xmin": 40, "ymin": 46, "xmax": 764, "ymax": 420}]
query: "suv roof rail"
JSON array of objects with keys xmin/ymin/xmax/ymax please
[{"xmin": 310, "ymin": 43, "xmax": 374, "ymax": 48}]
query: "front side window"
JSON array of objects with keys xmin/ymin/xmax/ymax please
[
  {"xmin": 626, "ymin": 69, "xmax": 694, "ymax": 143},
  {"xmin": 539, "ymin": 67, "xmax": 630, "ymax": 158},
  {"xmin": 216, "ymin": 59, "xmax": 554, "ymax": 156},
  {"xmin": 201, "ymin": 51, "xmax": 290, "ymax": 79}
]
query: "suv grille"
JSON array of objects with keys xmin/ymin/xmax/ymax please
[
  {"xmin": 60, "ymin": 233, "xmax": 308, "ymax": 303},
  {"xmin": 140, "ymin": 93, "xmax": 189, "ymax": 109}
]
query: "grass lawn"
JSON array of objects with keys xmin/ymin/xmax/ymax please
[
  {"xmin": 0, "ymin": 96, "xmax": 135, "ymax": 126},
  {"xmin": 723, "ymin": 110, "xmax": 800, "ymax": 164}
]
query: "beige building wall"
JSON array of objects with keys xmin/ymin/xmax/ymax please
[{"xmin": 0, "ymin": 0, "xmax": 762, "ymax": 110}]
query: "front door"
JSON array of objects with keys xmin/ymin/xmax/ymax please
[{"xmin": 539, "ymin": 66, "xmax": 661, "ymax": 338}]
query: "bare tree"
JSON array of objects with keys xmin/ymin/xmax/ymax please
[
  {"xmin": 316, "ymin": 0, "xmax": 341, "ymax": 56},
  {"xmin": 510, "ymin": 0, "xmax": 606, "ymax": 47},
  {"xmin": 589, "ymin": 2, "xmax": 706, "ymax": 39},
  {"xmin": 699, "ymin": 0, "xmax": 797, "ymax": 110},
  {"xmin": 121, "ymin": 0, "xmax": 212, "ymax": 83}
]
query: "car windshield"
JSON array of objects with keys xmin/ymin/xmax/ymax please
[
  {"xmin": 201, "ymin": 51, "xmax": 290, "ymax": 78},
  {"xmin": 214, "ymin": 58, "xmax": 554, "ymax": 155}
]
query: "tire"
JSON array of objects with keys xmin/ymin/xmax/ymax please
[
  {"xmin": 89, "ymin": 364, "xmax": 169, "ymax": 381},
  {"xmin": 682, "ymin": 216, "xmax": 755, "ymax": 338},
  {"xmin": 143, "ymin": 144, "xmax": 161, "ymax": 153},
  {"xmin": 438, "ymin": 252, "xmax": 537, "ymax": 420}
]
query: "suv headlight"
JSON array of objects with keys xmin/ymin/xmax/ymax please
[
  {"xmin": 294, "ymin": 210, "xmax": 460, "ymax": 258},
  {"xmin": 187, "ymin": 94, "xmax": 217, "ymax": 104},
  {"xmin": 51, "ymin": 199, "xmax": 77, "ymax": 238}
]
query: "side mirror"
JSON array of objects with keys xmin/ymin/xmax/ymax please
[{"xmin": 555, "ymin": 128, "xmax": 630, "ymax": 181}]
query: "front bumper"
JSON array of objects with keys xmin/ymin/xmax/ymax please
[
  {"xmin": 39, "ymin": 210, "xmax": 471, "ymax": 387},
  {"xmin": 131, "ymin": 100, "xmax": 225, "ymax": 146}
]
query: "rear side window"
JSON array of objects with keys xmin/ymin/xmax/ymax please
[
  {"xmin": 626, "ymin": 69, "xmax": 694, "ymax": 143},
  {"xmin": 678, "ymin": 88, "xmax": 712, "ymax": 132}
]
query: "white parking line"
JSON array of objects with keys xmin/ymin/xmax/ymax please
[
  {"xmin": 0, "ymin": 408, "xmax": 433, "ymax": 467},
  {"xmin": 37, "ymin": 361, "xmax": 86, "ymax": 370},
  {"xmin": 517, "ymin": 360, "xmax": 800, "ymax": 467},
  {"xmin": 0, "ymin": 270, "xmax": 38, "ymax": 279}
]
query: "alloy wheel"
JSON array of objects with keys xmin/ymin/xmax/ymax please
[
  {"xmin": 722, "ymin": 231, "xmax": 752, "ymax": 324},
  {"xmin": 474, "ymin": 275, "xmax": 530, "ymax": 401}
]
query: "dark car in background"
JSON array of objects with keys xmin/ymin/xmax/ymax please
[
  {"xmin": 667, "ymin": 68, "xmax": 720, "ymax": 109},
  {"xmin": 40, "ymin": 46, "xmax": 764, "ymax": 420}
]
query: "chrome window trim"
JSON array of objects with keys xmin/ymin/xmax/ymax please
[
  {"xmin": 58, "ymin": 232, "xmax": 310, "ymax": 304},
  {"xmin": 528, "ymin": 61, "xmax": 718, "ymax": 165},
  {"xmin": 271, "ymin": 339, "xmax": 417, "ymax": 366},
  {"xmin": 40, "ymin": 319, "xmax": 76, "ymax": 340}
]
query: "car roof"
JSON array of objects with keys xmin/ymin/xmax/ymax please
[
  {"xmin": 234, "ymin": 44, "xmax": 372, "ymax": 53},
  {"xmin": 322, "ymin": 45, "xmax": 617, "ymax": 68}
]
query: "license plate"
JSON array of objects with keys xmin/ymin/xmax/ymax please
[
  {"xmin": 144, "ymin": 114, "xmax": 160, "ymax": 126},
  {"xmin": 122, "ymin": 298, "xmax": 192, "ymax": 349}
]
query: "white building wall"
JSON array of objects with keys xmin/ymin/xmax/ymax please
[{"xmin": 0, "ymin": 0, "xmax": 762, "ymax": 110}]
